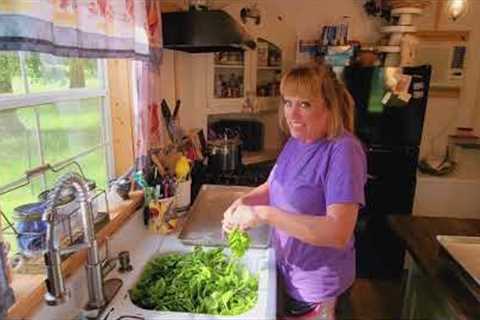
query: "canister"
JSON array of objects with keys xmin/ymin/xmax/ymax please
[{"xmin": 13, "ymin": 202, "xmax": 48, "ymax": 257}]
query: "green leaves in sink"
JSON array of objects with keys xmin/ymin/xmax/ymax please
[
  {"xmin": 227, "ymin": 228, "xmax": 251, "ymax": 258},
  {"xmin": 130, "ymin": 246, "xmax": 258, "ymax": 315}
]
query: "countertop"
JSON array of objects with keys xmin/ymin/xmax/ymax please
[
  {"xmin": 242, "ymin": 149, "xmax": 280, "ymax": 166},
  {"xmin": 32, "ymin": 210, "xmax": 277, "ymax": 320},
  {"xmin": 388, "ymin": 215, "xmax": 480, "ymax": 319},
  {"xmin": 101, "ymin": 212, "xmax": 277, "ymax": 320}
]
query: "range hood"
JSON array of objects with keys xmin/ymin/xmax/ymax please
[{"xmin": 162, "ymin": 9, "xmax": 256, "ymax": 53}]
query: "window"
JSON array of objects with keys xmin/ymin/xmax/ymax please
[{"xmin": 0, "ymin": 51, "xmax": 113, "ymax": 258}]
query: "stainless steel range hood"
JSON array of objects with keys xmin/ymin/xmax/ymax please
[{"xmin": 161, "ymin": 9, "xmax": 256, "ymax": 53}]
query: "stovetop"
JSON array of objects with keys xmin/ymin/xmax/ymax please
[
  {"xmin": 208, "ymin": 161, "xmax": 274, "ymax": 185},
  {"xmin": 191, "ymin": 161, "xmax": 275, "ymax": 201}
]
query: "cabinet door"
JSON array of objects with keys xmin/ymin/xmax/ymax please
[{"xmin": 207, "ymin": 51, "xmax": 252, "ymax": 114}]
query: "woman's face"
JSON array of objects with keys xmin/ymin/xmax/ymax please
[{"xmin": 283, "ymin": 95, "xmax": 329, "ymax": 143}]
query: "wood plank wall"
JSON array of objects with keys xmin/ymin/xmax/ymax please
[{"xmin": 107, "ymin": 59, "xmax": 135, "ymax": 177}]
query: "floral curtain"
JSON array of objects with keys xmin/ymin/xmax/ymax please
[
  {"xmin": 133, "ymin": 59, "xmax": 168, "ymax": 170},
  {"xmin": 0, "ymin": 0, "xmax": 166, "ymax": 169},
  {"xmin": 0, "ymin": 0, "xmax": 162, "ymax": 62}
]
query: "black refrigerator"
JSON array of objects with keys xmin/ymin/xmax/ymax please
[{"xmin": 342, "ymin": 65, "xmax": 432, "ymax": 278}]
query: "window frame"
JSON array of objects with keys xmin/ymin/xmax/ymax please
[
  {"xmin": 0, "ymin": 56, "xmax": 137, "ymax": 319},
  {"xmin": 0, "ymin": 56, "xmax": 115, "ymax": 193}
]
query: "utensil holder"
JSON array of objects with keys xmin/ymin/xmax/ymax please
[{"xmin": 175, "ymin": 179, "xmax": 192, "ymax": 214}]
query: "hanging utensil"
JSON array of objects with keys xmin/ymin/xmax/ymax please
[
  {"xmin": 160, "ymin": 99, "xmax": 174, "ymax": 142},
  {"xmin": 160, "ymin": 99, "xmax": 171, "ymax": 123},
  {"xmin": 169, "ymin": 99, "xmax": 181, "ymax": 143},
  {"xmin": 172, "ymin": 99, "xmax": 181, "ymax": 120}
]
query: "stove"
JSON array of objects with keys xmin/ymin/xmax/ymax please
[
  {"xmin": 204, "ymin": 163, "xmax": 273, "ymax": 186},
  {"xmin": 191, "ymin": 161, "xmax": 275, "ymax": 201}
]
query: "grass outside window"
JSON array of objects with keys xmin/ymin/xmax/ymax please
[{"xmin": 0, "ymin": 51, "xmax": 112, "ymax": 260}]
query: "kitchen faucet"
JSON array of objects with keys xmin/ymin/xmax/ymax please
[{"xmin": 43, "ymin": 172, "xmax": 123, "ymax": 312}]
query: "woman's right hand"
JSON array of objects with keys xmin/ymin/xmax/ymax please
[{"xmin": 222, "ymin": 198, "xmax": 245, "ymax": 233}]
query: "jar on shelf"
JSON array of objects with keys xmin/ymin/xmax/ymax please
[{"xmin": 215, "ymin": 74, "xmax": 225, "ymax": 97}]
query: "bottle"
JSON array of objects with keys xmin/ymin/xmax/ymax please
[
  {"xmin": 215, "ymin": 74, "xmax": 224, "ymax": 97},
  {"xmin": 228, "ymin": 73, "xmax": 236, "ymax": 97},
  {"xmin": 238, "ymin": 75, "xmax": 244, "ymax": 97}
]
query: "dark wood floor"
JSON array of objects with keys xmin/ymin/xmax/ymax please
[
  {"xmin": 338, "ymin": 277, "xmax": 405, "ymax": 320},
  {"xmin": 277, "ymin": 277, "xmax": 405, "ymax": 319}
]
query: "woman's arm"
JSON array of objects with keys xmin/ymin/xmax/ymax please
[
  {"xmin": 239, "ymin": 181, "xmax": 269, "ymax": 205},
  {"xmin": 222, "ymin": 182, "xmax": 269, "ymax": 232},
  {"xmin": 254, "ymin": 203, "xmax": 359, "ymax": 249}
]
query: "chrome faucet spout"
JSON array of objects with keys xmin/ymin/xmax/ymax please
[{"xmin": 43, "ymin": 172, "xmax": 105, "ymax": 308}]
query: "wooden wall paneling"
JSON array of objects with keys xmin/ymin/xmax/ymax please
[
  {"xmin": 107, "ymin": 59, "xmax": 135, "ymax": 177},
  {"xmin": 416, "ymin": 30, "xmax": 469, "ymax": 42},
  {"xmin": 429, "ymin": 87, "xmax": 461, "ymax": 98},
  {"xmin": 434, "ymin": 0, "xmax": 445, "ymax": 30}
]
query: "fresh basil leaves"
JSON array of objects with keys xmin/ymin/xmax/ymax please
[
  {"xmin": 130, "ymin": 246, "xmax": 258, "ymax": 315},
  {"xmin": 227, "ymin": 228, "xmax": 251, "ymax": 258}
]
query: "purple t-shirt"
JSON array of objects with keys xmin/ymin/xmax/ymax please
[{"xmin": 268, "ymin": 132, "xmax": 367, "ymax": 303}]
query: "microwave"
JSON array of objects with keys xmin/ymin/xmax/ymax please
[{"xmin": 414, "ymin": 35, "xmax": 467, "ymax": 88}]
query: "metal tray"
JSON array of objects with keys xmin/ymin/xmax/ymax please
[
  {"xmin": 437, "ymin": 235, "xmax": 480, "ymax": 286},
  {"xmin": 178, "ymin": 184, "xmax": 271, "ymax": 248}
]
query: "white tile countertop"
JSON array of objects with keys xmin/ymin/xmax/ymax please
[{"xmin": 32, "ymin": 210, "xmax": 277, "ymax": 320}]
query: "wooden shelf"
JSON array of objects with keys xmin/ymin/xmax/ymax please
[
  {"xmin": 257, "ymin": 66, "xmax": 282, "ymax": 71},
  {"xmin": 213, "ymin": 96, "xmax": 245, "ymax": 100},
  {"xmin": 214, "ymin": 64, "xmax": 244, "ymax": 69},
  {"xmin": 416, "ymin": 30, "xmax": 469, "ymax": 42}
]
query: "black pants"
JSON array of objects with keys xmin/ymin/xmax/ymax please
[{"xmin": 276, "ymin": 273, "xmax": 352, "ymax": 318}]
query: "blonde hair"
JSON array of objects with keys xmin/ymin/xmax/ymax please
[{"xmin": 279, "ymin": 63, "xmax": 355, "ymax": 139}]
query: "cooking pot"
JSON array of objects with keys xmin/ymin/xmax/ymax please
[{"xmin": 208, "ymin": 137, "xmax": 242, "ymax": 172}]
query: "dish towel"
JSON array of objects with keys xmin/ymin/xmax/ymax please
[{"xmin": 0, "ymin": 241, "xmax": 15, "ymax": 319}]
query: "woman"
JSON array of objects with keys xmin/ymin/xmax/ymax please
[{"xmin": 223, "ymin": 63, "xmax": 367, "ymax": 320}]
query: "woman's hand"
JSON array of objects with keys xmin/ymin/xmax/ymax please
[
  {"xmin": 222, "ymin": 204, "xmax": 264, "ymax": 232},
  {"xmin": 222, "ymin": 198, "xmax": 245, "ymax": 233}
]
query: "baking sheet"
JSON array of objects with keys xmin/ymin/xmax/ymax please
[
  {"xmin": 437, "ymin": 235, "xmax": 480, "ymax": 286},
  {"xmin": 178, "ymin": 184, "xmax": 271, "ymax": 248}
]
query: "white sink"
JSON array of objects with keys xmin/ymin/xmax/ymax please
[
  {"xmin": 100, "ymin": 220, "xmax": 277, "ymax": 320},
  {"xmin": 31, "ymin": 210, "xmax": 277, "ymax": 320},
  {"xmin": 437, "ymin": 235, "xmax": 480, "ymax": 286}
]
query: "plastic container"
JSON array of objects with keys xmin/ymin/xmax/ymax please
[{"xmin": 175, "ymin": 179, "xmax": 191, "ymax": 213}]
